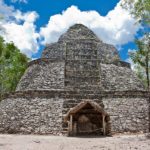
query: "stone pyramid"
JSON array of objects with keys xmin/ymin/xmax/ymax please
[{"xmin": 0, "ymin": 24, "xmax": 149, "ymax": 136}]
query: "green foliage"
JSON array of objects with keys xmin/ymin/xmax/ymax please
[
  {"xmin": 129, "ymin": 34, "xmax": 150, "ymax": 89},
  {"xmin": 134, "ymin": 65, "xmax": 148, "ymax": 87},
  {"xmin": 0, "ymin": 14, "xmax": 5, "ymax": 33},
  {"xmin": 0, "ymin": 36, "xmax": 29, "ymax": 99},
  {"xmin": 122, "ymin": 0, "xmax": 150, "ymax": 89},
  {"xmin": 122, "ymin": 0, "xmax": 150, "ymax": 25}
]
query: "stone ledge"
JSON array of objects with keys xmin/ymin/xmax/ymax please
[
  {"xmin": 1, "ymin": 90, "xmax": 150, "ymax": 100},
  {"xmin": 28, "ymin": 58, "xmax": 65, "ymax": 67},
  {"xmin": 112, "ymin": 61, "xmax": 131, "ymax": 68},
  {"xmin": 28, "ymin": 58, "xmax": 131, "ymax": 69}
]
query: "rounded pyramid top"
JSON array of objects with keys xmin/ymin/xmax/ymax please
[{"xmin": 58, "ymin": 24, "xmax": 101, "ymax": 42}]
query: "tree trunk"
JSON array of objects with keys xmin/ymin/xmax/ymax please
[
  {"xmin": 146, "ymin": 42, "xmax": 150, "ymax": 91},
  {"xmin": 145, "ymin": 55, "xmax": 149, "ymax": 90}
]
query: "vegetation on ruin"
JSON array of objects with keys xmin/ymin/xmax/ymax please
[
  {"xmin": 122, "ymin": 0, "xmax": 150, "ymax": 90},
  {"xmin": 129, "ymin": 35, "xmax": 150, "ymax": 89},
  {"xmin": 122, "ymin": 0, "xmax": 150, "ymax": 25}
]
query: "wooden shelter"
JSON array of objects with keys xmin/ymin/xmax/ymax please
[{"xmin": 64, "ymin": 100, "xmax": 110, "ymax": 136}]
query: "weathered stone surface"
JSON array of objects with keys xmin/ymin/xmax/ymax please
[
  {"xmin": 16, "ymin": 61, "xmax": 65, "ymax": 91},
  {"xmin": 0, "ymin": 97, "xmax": 63, "ymax": 134},
  {"xmin": 0, "ymin": 24, "xmax": 149, "ymax": 135},
  {"xmin": 42, "ymin": 24, "xmax": 120, "ymax": 64},
  {"xmin": 17, "ymin": 24, "xmax": 142, "ymax": 91},
  {"xmin": 42, "ymin": 42, "xmax": 65, "ymax": 59},
  {"xmin": 0, "ymin": 91, "xmax": 149, "ymax": 134},
  {"xmin": 101, "ymin": 64, "xmax": 144, "ymax": 91},
  {"xmin": 58, "ymin": 24, "xmax": 101, "ymax": 42},
  {"xmin": 103, "ymin": 98, "xmax": 149, "ymax": 133}
]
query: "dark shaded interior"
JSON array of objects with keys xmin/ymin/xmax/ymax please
[{"xmin": 71, "ymin": 103, "xmax": 104, "ymax": 136}]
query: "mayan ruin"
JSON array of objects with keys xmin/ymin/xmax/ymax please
[{"xmin": 0, "ymin": 24, "xmax": 149, "ymax": 136}]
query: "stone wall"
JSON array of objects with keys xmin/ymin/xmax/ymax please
[
  {"xmin": 42, "ymin": 24, "xmax": 121, "ymax": 64},
  {"xmin": 16, "ymin": 60, "xmax": 65, "ymax": 91},
  {"xmin": 17, "ymin": 24, "xmax": 140, "ymax": 92},
  {"xmin": 58, "ymin": 24, "xmax": 100, "ymax": 42},
  {"xmin": 0, "ymin": 97, "xmax": 63, "ymax": 135},
  {"xmin": 100, "ymin": 64, "xmax": 145, "ymax": 91},
  {"xmin": 0, "ymin": 24, "xmax": 149, "ymax": 136},
  {"xmin": 103, "ymin": 97, "xmax": 149, "ymax": 133},
  {"xmin": 64, "ymin": 39, "xmax": 101, "ymax": 90},
  {"xmin": 0, "ymin": 90, "xmax": 149, "ymax": 135},
  {"xmin": 17, "ymin": 59, "xmax": 141, "ymax": 92},
  {"xmin": 42, "ymin": 42, "xmax": 66, "ymax": 59},
  {"xmin": 97, "ymin": 42, "xmax": 120, "ymax": 63}
]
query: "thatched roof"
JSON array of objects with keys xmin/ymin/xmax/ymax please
[{"xmin": 64, "ymin": 100, "xmax": 108, "ymax": 122}]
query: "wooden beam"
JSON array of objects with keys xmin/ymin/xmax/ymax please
[
  {"xmin": 73, "ymin": 122, "xmax": 77, "ymax": 136},
  {"xmin": 103, "ymin": 115, "xmax": 106, "ymax": 135},
  {"xmin": 70, "ymin": 115, "xmax": 73, "ymax": 132},
  {"xmin": 77, "ymin": 109, "xmax": 101, "ymax": 114},
  {"xmin": 67, "ymin": 121, "xmax": 70, "ymax": 136}
]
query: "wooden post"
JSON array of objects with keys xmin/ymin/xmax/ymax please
[
  {"xmin": 102, "ymin": 115, "xmax": 106, "ymax": 135},
  {"xmin": 74, "ymin": 122, "xmax": 77, "ymax": 136},
  {"xmin": 70, "ymin": 115, "xmax": 73, "ymax": 134},
  {"xmin": 67, "ymin": 121, "xmax": 70, "ymax": 136}
]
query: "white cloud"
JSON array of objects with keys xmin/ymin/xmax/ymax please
[
  {"xmin": 0, "ymin": 0, "xmax": 39, "ymax": 57},
  {"xmin": 11, "ymin": 0, "xmax": 27, "ymax": 4},
  {"xmin": 0, "ymin": 0, "xmax": 14, "ymax": 20},
  {"xmin": 40, "ymin": 1, "xmax": 141, "ymax": 46},
  {"xmin": 0, "ymin": 0, "xmax": 141, "ymax": 58},
  {"xmin": 3, "ymin": 12, "xmax": 39, "ymax": 57}
]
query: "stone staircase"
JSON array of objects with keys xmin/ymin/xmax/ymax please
[
  {"xmin": 64, "ymin": 40, "xmax": 101, "ymax": 91},
  {"xmin": 62, "ymin": 39, "xmax": 105, "ymax": 135}
]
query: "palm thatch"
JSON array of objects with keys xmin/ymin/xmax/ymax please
[{"xmin": 64, "ymin": 100, "xmax": 108, "ymax": 122}]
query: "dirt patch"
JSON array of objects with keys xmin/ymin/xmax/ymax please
[{"xmin": 0, "ymin": 134, "xmax": 150, "ymax": 150}]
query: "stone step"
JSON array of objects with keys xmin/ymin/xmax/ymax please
[
  {"xmin": 61, "ymin": 131, "xmax": 68, "ymax": 135},
  {"xmin": 65, "ymin": 59, "xmax": 100, "ymax": 62},
  {"xmin": 61, "ymin": 94, "xmax": 102, "ymax": 99},
  {"xmin": 62, "ymin": 128, "xmax": 68, "ymax": 131},
  {"xmin": 65, "ymin": 70, "xmax": 100, "ymax": 77},
  {"xmin": 65, "ymin": 78, "xmax": 100, "ymax": 84},
  {"xmin": 65, "ymin": 81, "xmax": 100, "ymax": 86},
  {"xmin": 65, "ymin": 60, "xmax": 99, "ymax": 68},
  {"xmin": 62, "ymin": 101, "xmax": 104, "ymax": 113},
  {"xmin": 63, "ymin": 99, "xmax": 102, "ymax": 103},
  {"xmin": 65, "ymin": 75, "xmax": 100, "ymax": 78},
  {"xmin": 65, "ymin": 67, "xmax": 99, "ymax": 71},
  {"xmin": 64, "ymin": 90, "xmax": 102, "ymax": 94},
  {"xmin": 66, "ymin": 55, "xmax": 98, "ymax": 60},
  {"xmin": 64, "ymin": 86, "xmax": 101, "ymax": 91}
]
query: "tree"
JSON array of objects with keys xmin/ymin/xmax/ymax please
[
  {"xmin": 122, "ymin": 0, "xmax": 150, "ymax": 90},
  {"xmin": 0, "ymin": 36, "xmax": 29, "ymax": 99},
  {"xmin": 0, "ymin": 14, "xmax": 5, "ymax": 33},
  {"xmin": 122, "ymin": 0, "xmax": 150, "ymax": 26},
  {"xmin": 129, "ymin": 34, "xmax": 150, "ymax": 90}
]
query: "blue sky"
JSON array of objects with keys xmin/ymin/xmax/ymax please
[{"xmin": 0, "ymin": 0, "xmax": 142, "ymax": 62}]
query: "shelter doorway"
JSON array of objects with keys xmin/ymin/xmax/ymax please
[{"xmin": 64, "ymin": 100, "xmax": 111, "ymax": 136}]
